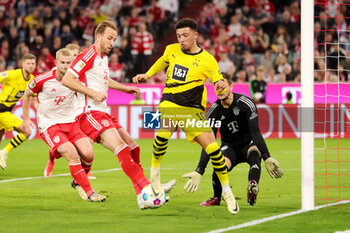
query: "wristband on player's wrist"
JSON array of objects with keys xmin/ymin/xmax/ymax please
[
  {"xmin": 195, "ymin": 167, "xmax": 205, "ymax": 176},
  {"xmin": 261, "ymin": 153, "xmax": 270, "ymax": 161}
]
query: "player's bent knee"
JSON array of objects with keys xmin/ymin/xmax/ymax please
[
  {"xmin": 100, "ymin": 128, "xmax": 126, "ymax": 152},
  {"xmin": 224, "ymin": 157, "xmax": 232, "ymax": 170},
  {"xmin": 76, "ymin": 141, "xmax": 94, "ymax": 160},
  {"xmin": 81, "ymin": 158, "xmax": 93, "ymax": 165},
  {"xmin": 69, "ymin": 158, "xmax": 81, "ymax": 165},
  {"xmin": 205, "ymin": 142, "xmax": 220, "ymax": 154},
  {"xmin": 62, "ymin": 152, "xmax": 80, "ymax": 162},
  {"xmin": 24, "ymin": 128, "xmax": 32, "ymax": 137},
  {"xmin": 57, "ymin": 143, "xmax": 79, "ymax": 161},
  {"xmin": 247, "ymin": 146, "xmax": 261, "ymax": 158},
  {"xmin": 17, "ymin": 125, "xmax": 32, "ymax": 137},
  {"xmin": 117, "ymin": 128, "xmax": 135, "ymax": 145},
  {"xmin": 247, "ymin": 149, "xmax": 261, "ymax": 164},
  {"xmin": 80, "ymin": 148, "xmax": 94, "ymax": 161}
]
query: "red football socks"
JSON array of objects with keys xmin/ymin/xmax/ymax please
[
  {"xmin": 115, "ymin": 144, "xmax": 150, "ymax": 194},
  {"xmin": 130, "ymin": 144, "xmax": 142, "ymax": 170},
  {"xmin": 69, "ymin": 162, "xmax": 94, "ymax": 197},
  {"xmin": 81, "ymin": 159, "xmax": 93, "ymax": 174}
]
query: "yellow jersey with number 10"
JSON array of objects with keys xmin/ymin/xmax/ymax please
[
  {"xmin": 146, "ymin": 43, "xmax": 223, "ymax": 111},
  {"xmin": 0, "ymin": 69, "xmax": 34, "ymax": 112}
]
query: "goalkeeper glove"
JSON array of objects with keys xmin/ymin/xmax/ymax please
[
  {"xmin": 265, "ymin": 157, "xmax": 284, "ymax": 178},
  {"xmin": 182, "ymin": 171, "xmax": 202, "ymax": 193}
]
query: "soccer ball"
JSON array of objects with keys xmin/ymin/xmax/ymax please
[{"xmin": 141, "ymin": 184, "xmax": 167, "ymax": 209}]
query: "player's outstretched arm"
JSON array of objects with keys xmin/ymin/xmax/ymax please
[
  {"xmin": 240, "ymin": 96, "xmax": 284, "ymax": 178},
  {"xmin": 31, "ymin": 96, "xmax": 38, "ymax": 110},
  {"xmin": 22, "ymin": 89, "xmax": 34, "ymax": 130},
  {"xmin": 182, "ymin": 148, "xmax": 211, "ymax": 193},
  {"xmin": 214, "ymin": 79, "xmax": 227, "ymax": 95},
  {"xmin": 109, "ymin": 78, "xmax": 140, "ymax": 96},
  {"xmin": 132, "ymin": 74, "xmax": 149, "ymax": 84},
  {"xmin": 182, "ymin": 171, "xmax": 202, "ymax": 193},
  {"xmin": 62, "ymin": 72, "xmax": 106, "ymax": 102},
  {"xmin": 132, "ymin": 55, "xmax": 168, "ymax": 84},
  {"xmin": 247, "ymin": 121, "xmax": 284, "ymax": 179}
]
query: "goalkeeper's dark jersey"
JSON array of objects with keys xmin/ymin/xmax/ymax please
[{"xmin": 206, "ymin": 93, "xmax": 270, "ymax": 157}]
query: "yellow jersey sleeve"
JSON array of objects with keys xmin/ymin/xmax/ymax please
[
  {"xmin": 0, "ymin": 69, "xmax": 33, "ymax": 109},
  {"xmin": 145, "ymin": 45, "xmax": 173, "ymax": 78},
  {"xmin": 203, "ymin": 54, "xmax": 223, "ymax": 84},
  {"xmin": 163, "ymin": 45, "xmax": 170, "ymax": 63},
  {"xmin": 145, "ymin": 55, "xmax": 169, "ymax": 78},
  {"xmin": 0, "ymin": 70, "xmax": 12, "ymax": 83}
]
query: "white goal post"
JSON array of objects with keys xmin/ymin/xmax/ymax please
[{"xmin": 301, "ymin": 0, "xmax": 315, "ymax": 210}]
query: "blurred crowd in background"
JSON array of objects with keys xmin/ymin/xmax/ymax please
[{"xmin": 0, "ymin": 0, "xmax": 346, "ymax": 84}]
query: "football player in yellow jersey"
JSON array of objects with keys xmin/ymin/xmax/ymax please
[
  {"xmin": 133, "ymin": 18, "xmax": 239, "ymax": 214},
  {"xmin": 0, "ymin": 54, "xmax": 36, "ymax": 170}
]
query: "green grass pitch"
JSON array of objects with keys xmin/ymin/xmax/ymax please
[{"xmin": 0, "ymin": 138, "xmax": 349, "ymax": 233}]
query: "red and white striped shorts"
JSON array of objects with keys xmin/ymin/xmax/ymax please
[{"xmin": 76, "ymin": 111, "xmax": 122, "ymax": 143}]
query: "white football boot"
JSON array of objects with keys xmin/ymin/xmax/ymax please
[
  {"xmin": 88, "ymin": 192, "xmax": 106, "ymax": 202},
  {"xmin": 222, "ymin": 189, "xmax": 239, "ymax": 215},
  {"xmin": 71, "ymin": 180, "xmax": 88, "ymax": 200},
  {"xmin": 150, "ymin": 168, "xmax": 162, "ymax": 197},
  {"xmin": 161, "ymin": 179, "xmax": 176, "ymax": 193},
  {"xmin": 0, "ymin": 149, "xmax": 8, "ymax": 170}
]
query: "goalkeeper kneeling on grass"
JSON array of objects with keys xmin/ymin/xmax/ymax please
[{"xmin": 182, "ymin": 72, "xmax": 283, "ymax": 206}]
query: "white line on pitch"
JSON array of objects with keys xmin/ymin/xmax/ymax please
[
  {"xmin": 0, "ymin": 168, "xmax": 122, "ymax": 183},
  {"xmin": 1, "ymin": 167, "xmax": 350, "ymax": 184},
  {"xmin": 204, "ymin": 200, "xmax": 350, "ymax": 233},
  {"xmin": 0, "ymin": 167, "xmax": 186, "ymax": 183}
]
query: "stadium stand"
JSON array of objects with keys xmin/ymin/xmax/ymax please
[{"xmin": 0, "ymin": 0, "xmax": 309, "ymax": 84}]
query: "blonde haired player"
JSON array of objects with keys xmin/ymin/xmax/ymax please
[
  {"xmin": 43, "ymin": 43, "xmax": 96, "ymax": 180},
  {"xmin": 65, "ymin": 43, "xmax": 80, "ymax": 57},
  {"xmin": 22, "ymin": 48, "xmax": 105, "ymax": 202},
  {"xmin": 0, "ymin": 54, "xmax": 36, "ymax": 170},
  {"xmin": 133, "ymin": 18, "xmax": 239, "ymax": 214}
]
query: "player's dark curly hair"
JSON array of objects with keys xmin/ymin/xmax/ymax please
[
  {"xmin": 175, "ymin": 18, "xmax": 198, "ymax": 31},
  {"xmin": 221, "ymin": 72, "xmax": 233, "ymax": 85}
]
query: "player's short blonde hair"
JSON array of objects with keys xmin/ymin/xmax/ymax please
[
  {"xmin": 56, "ymin": 48, "xmax": 72, "ymax": 60},
  {"xmin": 94, "ymin": 20, "xmax": 118, "ymax": 38},
  {"xmin": 22, "ymin": 54, "xmax": 36, "ymax": 61},
  {"xmin": 65, "ymin": 43, "xmax": 79, "ymax": 51},
  {"xmin": 257, "ymin": 66, "xmax": 265, "ymax": 72}
]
